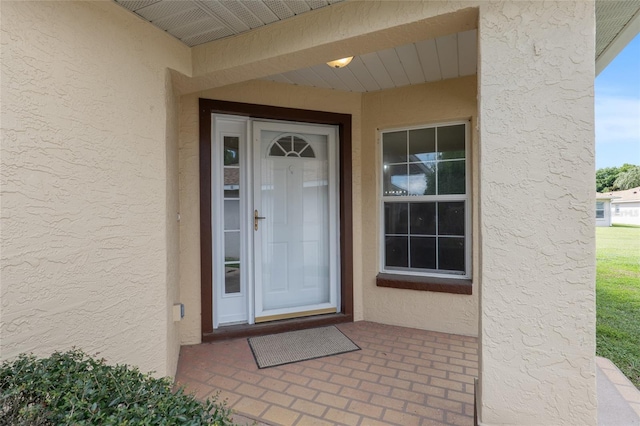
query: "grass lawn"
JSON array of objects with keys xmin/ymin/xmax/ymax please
[{"xmin": 596, "ymin": 224, "xmax": 640, "ymax": 389}]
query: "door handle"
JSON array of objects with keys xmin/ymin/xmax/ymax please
[{"xmin": 254, "ymin": 210, "xmax": 266, "ymax": 231}]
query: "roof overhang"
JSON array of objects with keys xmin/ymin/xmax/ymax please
[
  {"xmin": 113, "ymin": 1, "xmax": 639, "ymax": 91},
  {"xmin": 595, "ymin": 1, "xmax": 640, "ymax": 75}
]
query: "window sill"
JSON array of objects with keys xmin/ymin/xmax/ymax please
[{"xmin": 376, "ymin": 273, "xmax": 472, "ymax": 295}]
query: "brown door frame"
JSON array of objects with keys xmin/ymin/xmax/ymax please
[{"xmin": 199, "ymin": 99, "xmax": 353, "ymax": 341}]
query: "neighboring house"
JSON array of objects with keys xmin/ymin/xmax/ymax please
[
  {"xmin": 607, "ymin": 186, "xmax": 640, "ymax": 226},
  {"xmin": 596, "ymin": 193, "xmax": 616, "ymax": 227},
  {"xmin": 2, "ymin": 1, "xmax": 639, "ymax": 425}
]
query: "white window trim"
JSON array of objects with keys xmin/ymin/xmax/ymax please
[{"xmin": 378, "ymin": 120, "xmax": 472, "ymax": 280}]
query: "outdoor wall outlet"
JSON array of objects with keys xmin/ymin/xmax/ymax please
[{"xmin": 173, "ymin": 303, "xmax": 184, "ymax": 322}]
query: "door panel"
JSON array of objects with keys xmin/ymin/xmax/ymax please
[{"xmin": 254, "ymin": 122, "xmax": 337, "ymax": 321}]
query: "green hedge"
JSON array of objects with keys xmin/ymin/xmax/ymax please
[{"xmin": 0, "ymin": 350, "xmax": 235, "ymax": 425}]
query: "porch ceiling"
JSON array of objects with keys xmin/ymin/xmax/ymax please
[
  {"xmin": 115, "ymin": 0, "xmax": 344, "ymax": 47},
  {"xmin": 115, "ymin": 0, "xmax": 639, "ymax": 91}
]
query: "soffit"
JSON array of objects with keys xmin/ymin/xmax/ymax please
[
  {"xmin": 262, "ymin": 30, "xmax": 477, "ymax": 93},
  {"xmin": 115, "ymin": 0, "xmax": 344, "ymax": 47},
  {"xmin": 596, "ymin": 0, "xmax": 640, "ymax": 59},
  {"xmin": 114, "ymin": 1, "xmax": 638, "ymax": 92}
]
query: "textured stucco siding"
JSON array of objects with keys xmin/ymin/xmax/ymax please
[
  {"xmin": 0, "ymin": 1, "xmax": 190, "ymax": 376},
  {"xmin": 165, "ymin": 75, "xmax": 182, "ymax": 376},
  {"xmin": 1, "ymin": 0, "xmax": 598, "ymax": 423},
  {"xmin": 361, "ymin": 76, "xmax": 479, "ymax": 336},
  {"xmin": 477, "ymin": 1, "xmax": 596, "ymax": 424}
]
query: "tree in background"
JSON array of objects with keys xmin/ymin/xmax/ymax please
[
  {"xmin": 596, "ymin": 163, "xmax": 638, "ymax": 192},
  {"xmin": 614, "ymin": 165, "xmax": 640, "ymax": 190},
  {"xmin": 596, "ymin": 167, "xmax": 621, "ymax": 192}
]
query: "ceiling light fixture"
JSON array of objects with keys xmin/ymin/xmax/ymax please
[{"xmin": 326, "ymin": 56, "xmax": 353, "ymax": 68}]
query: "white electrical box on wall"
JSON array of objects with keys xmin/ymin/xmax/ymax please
[{"xmin": 173, "ymin": 303, "xmax": 184, "ymax": 322}]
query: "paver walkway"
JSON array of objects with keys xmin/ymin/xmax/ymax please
[{"xmin": 176, "ymin": 321, "xmax": 478, "ymax": 425}]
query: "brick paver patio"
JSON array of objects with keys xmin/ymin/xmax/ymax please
[{"xmin": 175, "ymin": 321, "xmax": 478, "ymax": 426}]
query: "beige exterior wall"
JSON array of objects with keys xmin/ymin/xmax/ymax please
[
  {"xmin": 361, "ymin": 76, "xmax": 478, "ymax": 336},
  {"xmin": 165, "ymin": 75, "xmax": 183, "ymax": 374},
  {"xmin": 477, "ymin": 2, "xmax": 596, "ymax": 424},
  {"xmin": 0, "ymin": 1, "xmax": 191, "ymax": 376},
  {"xmin": 1, "ymin": 0, "xmax": 598, "ymax": 423}
]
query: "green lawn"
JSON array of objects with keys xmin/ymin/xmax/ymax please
[{"xmin": 596, "ymin": 224, "xmax": 640, "ymax": 389}]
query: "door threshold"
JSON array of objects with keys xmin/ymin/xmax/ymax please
[{"xmin": 202, "ymin": 313, "xmax": 353, "ymax": 342}]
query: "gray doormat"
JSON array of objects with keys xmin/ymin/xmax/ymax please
[{"xmin": 248, "ymin": 326, "xmax": 360, "ymax": 369}]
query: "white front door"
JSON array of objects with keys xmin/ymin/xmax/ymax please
[
  {"xmin": 253, "ymin": 121, "xmax": 339, "ymax": 323},
  {"xmin": 212, "ymin": 117, "xmax": 339, "ymax": 327}
]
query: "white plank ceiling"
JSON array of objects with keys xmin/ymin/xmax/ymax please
[
  {"xmin": 263, "ymin": 30, "xmax": 478, "ymax": 93},
  {"xmin": 114, "ymin": 0, "xmax": 636, "ymax": 93},
  {"xmin": 115, "ymin": 0, "xmax": 344, "ymax": 47}
]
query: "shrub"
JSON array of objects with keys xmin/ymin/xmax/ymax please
[{"xmin": 0, "ymin": 350, "xmax": 235, "ymax": 425}]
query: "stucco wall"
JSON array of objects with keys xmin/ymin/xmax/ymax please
[
  {"xmin": 1, "ymin": 0, "xmax": 598, "ymax": 423},
  {"xmin": 0, "ymin": 1, "xmax": 190, "ymax": 376},
  {"xmin": 361, "ymin": 76, "xmax": 479, "ymax": 336},
  {"xmin": 165, "ymin": 74, "xmax": 182, "ymax": 375},
  {"xmin": 477, "ymin": 1, "xmax": 596, "ymax": 424},
  {"xmin": 178, "ymin": 80, "xmax": 363, "ymax": 344}
]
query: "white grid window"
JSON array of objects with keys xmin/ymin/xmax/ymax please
[{"xmin": 380, "ymin": 122, "xmax": 470, "ymax": 278}]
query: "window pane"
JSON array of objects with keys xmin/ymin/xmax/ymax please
[
  {"xmin": 437, "ymin": 160, "xmax": 465, "ymax": 194},
  {"xmin": 224, "ymin": 200, "xmax": 240, "ymax": 230},
  {"xmin": 410, "ymin": 202, "xmax": 436, "ymax": 235},
  {"xmin": 224, "ymin": 167, "xmax": 240, "ymax": 198},
  {"xmin": 437, "ymin": 125, "xmax": 465, "ymax": 160},
  {"xmin": 224, "ymin": 231, "xmax": 240, "ymax": 261},
  {"xmin": 438, "ymin": 237, "xmax": 465, "ymax": 272},
  {"xmin": 409, "ymin": 128, "xmax": 436, "ymax": 162},
  {"xmin": 299, "ymin": 145, "xmax": 315, "ymax": 158},
  {"xmin": 383, "ymin": 131, "xmax": 407, "ymax": 164},
  {"xmin": 385, "ymin": 236, "xmax": 408, "ymax": 268},
  {"xmin": 438, "ymin": 202, "xmax": 465, "ymax": 236},
  {"xmin": 224, "ymin": 263, "xmax": 240, "ymax": 294},
  {"xmin": 408, "ymin": 163, "xmax": 436, "ymax": 195},
  {"xmin": 278, "ymin": 135, "xmax": 293, "ymax": 152},
  {"xmin": 224, "ymin": 136, "xmax": 240, "ymax": 165},
  {"xmin": 385, "ymin": 203, "xmax": 408, "ymax": 235},
  {"xmin": 293, "ymin": 137, "xmax": 308, "ymax": 154},
  {"xmin": 383, "ymin": 164, "xmax": 408, "ymax": 196},
  {"xmin": 269, "ymin": 143, "xmax": 286, "ymax": 157},
  {"xmin": 224, "ymin": 189, "xmax": 239, "ymax": 198},
  {"xmin": 410, "ymin": 237, "xmax": 436, "ymax": 269}
]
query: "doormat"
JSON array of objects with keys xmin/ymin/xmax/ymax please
[{"xmin": 248, "ymin": 326, "xmax": 360, "ymax": 369}]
